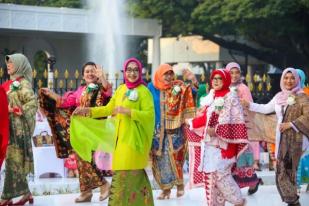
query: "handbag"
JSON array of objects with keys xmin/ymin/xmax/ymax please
[{"xmin": 33, "ymin": 131, "xmax": 53, "ymax": 147}]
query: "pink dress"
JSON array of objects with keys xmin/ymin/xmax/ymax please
[{"xmin": 235, "ymin": 83, "xmax": 260, "ymax": 160}]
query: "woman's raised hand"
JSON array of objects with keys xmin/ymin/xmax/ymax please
[{"xmin": 95, "ymin": 64, "xmax": 109, "ymax": 88}]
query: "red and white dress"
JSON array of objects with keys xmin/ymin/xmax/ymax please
[{"xmin": 188, "ymin": 90, "xmax": 248, "ymax": 206}]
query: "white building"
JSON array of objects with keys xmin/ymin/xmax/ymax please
[{"xmin": 0, "ymin": 3, "xmax": 161, "ymax": 81}]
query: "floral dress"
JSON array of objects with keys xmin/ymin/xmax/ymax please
[
  {"xmin": 40, "ymin": 83, "xmax": 111, "ymax": 192},
  {"xmin": 1, "ymin": 78, "xmax": 37, "ymax": 199},
  {"xmin": 148, "ymin": 82, "xmax": 195, "ymax": 190}
]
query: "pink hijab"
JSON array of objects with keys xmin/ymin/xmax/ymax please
[
  {"xmin": 225, "ymin": 62, "xmax": 241, "ymax": 72},
  {"xmin": 225, "ymin": 62, "xmax": 242, "ymax": 85},
  {"xmin": 123, "ymin": 58, "xmax": 145, "ymax": 89},
  {"xmin": 276, "ymin": 67, "xmax": 302, "ymax": 105}
]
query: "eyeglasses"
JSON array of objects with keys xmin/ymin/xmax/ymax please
[
  {"xmin": 126, "ymin": 67, "xmax": 139, "ymax": 74},
  {"xmin": 212, "ymin": 77, "xmax": 222, "ymax": 81}
]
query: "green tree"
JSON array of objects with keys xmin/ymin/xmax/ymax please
[{"xmin": 127, "ymin": 0, "xmax": 309, "ymax": 69}]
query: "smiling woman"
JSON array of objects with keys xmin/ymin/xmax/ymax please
[
  {"xmin": 39, "ymin": 61, "xmax": 113, "ymax": 203},
  {"xmin": 147, "ymin": 63, "xmax": 196, "ymax": 200},
  {"xmin": 72, "ymin": 57, "xmax": 155, "ymax": 206},
  {"xmin": 187, "ymin": 69, "xmax": 248, "ymax": 206},
  {"xmin": 242, "ymin": 67, "xmax": 309, "ymax": 206},
  {"xmin": 125, "ymin": 62, "xmax": 140, "ymax": 83}
]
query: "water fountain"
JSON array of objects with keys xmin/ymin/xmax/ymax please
[{"xmin": 86, "ymin": 0, "xmax": 127, "ymax": 87}]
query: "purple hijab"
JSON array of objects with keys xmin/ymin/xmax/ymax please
[
  {"xmin": 276, "ymin": 67, "xmax": 302, "ymax": 105},
  {"xmin": 123, "ymin": 58, "xmax": 146, "ymax": 89}
]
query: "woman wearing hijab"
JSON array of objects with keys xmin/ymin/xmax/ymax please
[
  {"xmin": 148, "ymin": 64, "xmax": 196, "ymax": 199},
  {"xmin": 225, "ymin": 62, "xmax": 263, "ymax": 194},
  {"xmin": 73, "ymin": 58, "xmax": 155, "ymax": 206},
  {"xmin": 0, "ymin": 54, "xmax": 37, "ymax": 206},
  {"xmin": 0, "ymin": 86, "xmax": 9, "ymax": 170},
  {"xmin": 187, "ymin": 69, "xmax": 248, "ymax": 206},
  {"xmin": 242, "ymin": 67, "xmax": 309, "ymax": 206},
  {"xmin": 40, "ymin": 62, "xmax": 112, "ymax": 203}
]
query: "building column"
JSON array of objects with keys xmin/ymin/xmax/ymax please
[{"xmin": 151, "ymin": 34, "xmax": 160, "ymax": 80}]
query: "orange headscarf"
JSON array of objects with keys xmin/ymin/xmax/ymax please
[
  {"xmin": 153, "ymin": 64, "xmax": 174, "ymax": 90},
  {"xmin": 304, "ymin": 87, "xmax": 309, "ymax": 96}
]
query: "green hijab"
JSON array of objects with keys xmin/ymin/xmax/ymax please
[{"xmin": 5, "ymin": 53, "xmax": 33, "ymax": 83}]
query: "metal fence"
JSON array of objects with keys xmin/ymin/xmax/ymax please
[
  {"xmin": 0, "ymin": 67, "xmax": 273, "ymax": 99},
  {"xmin": 245, "ymin": 73, "xmax": 273, "ymax": 102}
]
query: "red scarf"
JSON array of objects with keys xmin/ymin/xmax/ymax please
[{"xmin": 211, "ymin": 69, "xmax": 231, "ymax": 98}]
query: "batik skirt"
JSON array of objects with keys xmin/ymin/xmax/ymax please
[{"xmin": 108, "ymin": 170, "xmax": 154, "ymax": 206}]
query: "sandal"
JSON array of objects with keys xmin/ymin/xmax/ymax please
[
  {"xmin": 99, "ymin": 182, "xmax": 110, "ymax": 201},
  {"xmin": 157, "ymin": 189, "xmax": 171, "ymax": 200},
  {"xmin": 75, "ymin": 191, "xmax": 93, "ymax": 203}
]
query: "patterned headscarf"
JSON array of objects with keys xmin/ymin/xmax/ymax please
[
  {"xmin": 210, "ymin": 69, "xmax": 231, "ymax": 97},
  {"xmin": 276, "ymin": 67, "xmax": 302, "ymax": 105},
  {"xmin": 123, "ymin": 58, "xmax": 145, "ymax": 89},
  {"xmin": 153, "ymin": 64, "xmax": 174, "ymax": 90},
  {"xmin": 296, "ymin": 69, "xmax": 306, "ymax": 89},
  {"xmin": 5, "ymin": 53, "xmax": 33, "ymax": 83}
]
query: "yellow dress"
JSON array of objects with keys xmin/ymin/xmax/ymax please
[{"xmin": 91, "ymin": 84, "xmax": 155, "ymax": 170}]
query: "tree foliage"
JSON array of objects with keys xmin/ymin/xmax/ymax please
[{"xmin": 127, "ymin": 0, "xmax": 309, "ymax": 69}]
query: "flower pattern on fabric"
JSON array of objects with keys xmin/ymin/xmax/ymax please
[
  {"xmin": 108, "ymin": 170, "xmax": 154, "ymax": 206},
  {"xmin": 76, "ymin": 154, "xmax": 106, "ymax": 192},
  {"xmin": 232, "ymin": 166, "xmax": 258, "ymax": 188}
]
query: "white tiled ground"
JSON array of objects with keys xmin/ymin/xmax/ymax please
[
  {"xmin": 14, "ymin": 185, "xmax": 309, "ymax": 206},
  {"xmin": 2, "ymin": 168, "xmax": 308, "ymax": 205}
]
